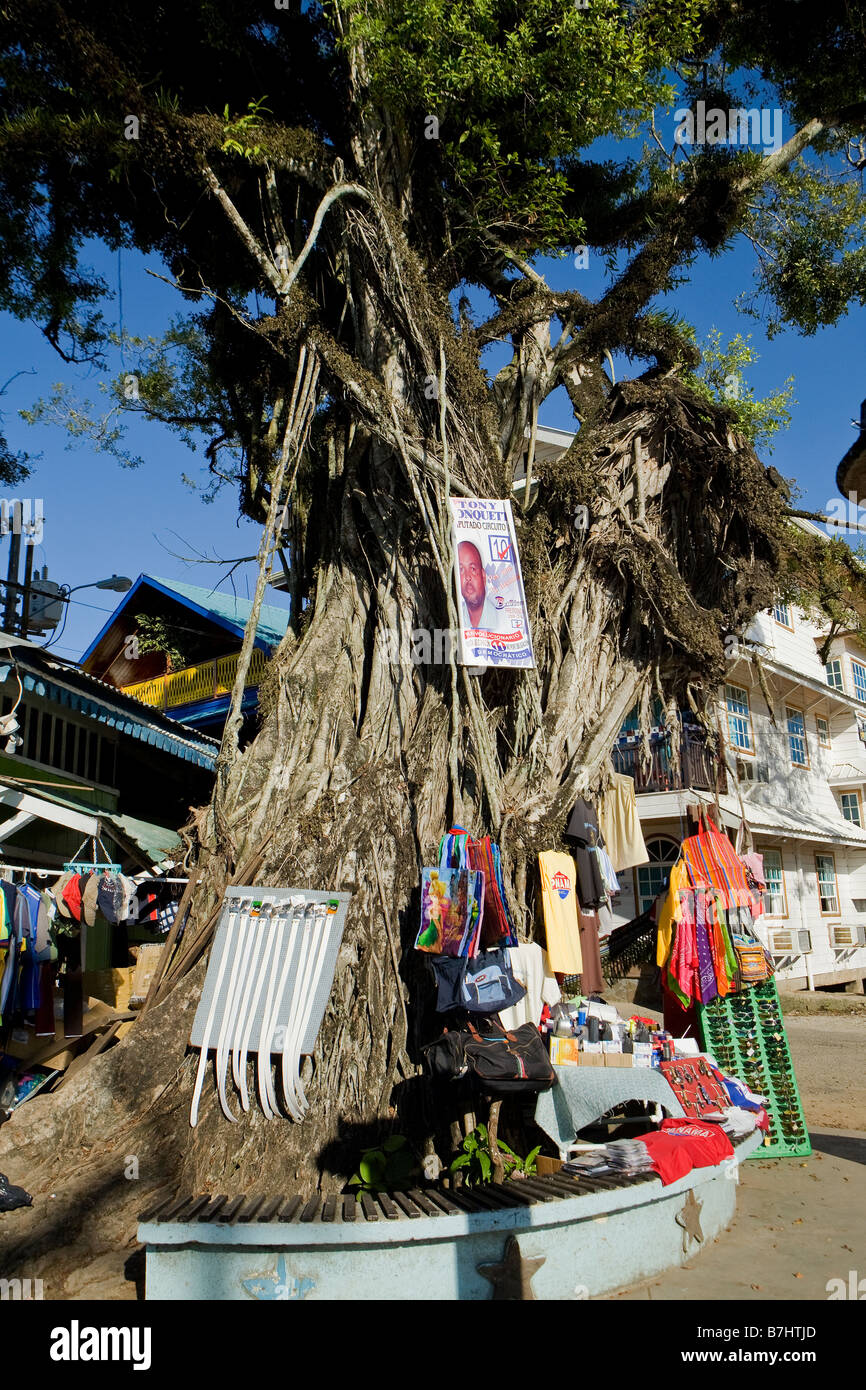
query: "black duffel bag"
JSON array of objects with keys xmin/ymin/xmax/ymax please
[
  {"xmin": 463, "ymin": 1019, "xmax": 556, "ymax": 1093},
  {"xmin": 421, "ymin": 1020, "xmax": 555, "ymax": 1094}
]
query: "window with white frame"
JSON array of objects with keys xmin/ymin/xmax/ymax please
[
  {"xmin": 816, "ymin": 716, "xmax": 831, "ymax": 748},
  {"xmin": 840, "ymin": 790, "xmax": 862, "ymax": 827},
  {"xmin": 725, "ymin": 684, "xmax": 753, "ymax": 752},
  {"xmin": 773, "ymin": 601, "xmax": 792, "ymax": 627},
  {"xmin": 786, "ymin": 706, "xmax": 808, "ymax": 767},
  {"xmin": 635, "ymin": 837, "xmax": 680, "ymax": 914},
  {"xmin": 825, "ymin": 659, "xmax": 844, "ymax": 692},
  {"xmin": 761, "ymin": 849, "xmax": 787, "ymax": 917},
  {"xmin": 852, "ymin": 659, "xmax": 866, "ymax": 704},
  {"xmin": 815, "ymin": 854, "xmax": 839, "ymax": 914}
]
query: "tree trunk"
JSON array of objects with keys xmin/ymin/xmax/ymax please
[{"xmin": 0, "ymin": 376, "xmax": 782, "ymax": 1296}]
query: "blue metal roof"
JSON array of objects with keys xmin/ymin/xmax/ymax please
[
  {"xmin": 0, "ymin": 659, "xmax": 218, "ymax": 771},
  {"xmin": 79, "ymin": 574, "xmax": 291, "ymax": 665}
]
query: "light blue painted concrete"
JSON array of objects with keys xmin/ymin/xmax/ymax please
[{"xmin": 139, "ymin": 1131, "xmax": 761, "ymax": 1300}]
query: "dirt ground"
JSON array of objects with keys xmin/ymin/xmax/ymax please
[
  {"xmin": 784, "ymin": 1015, "xmax": 866, "ymax": 1131},
  {"xmin": 607, "ymin": 1013, "xmax": 866, "ymax": 1301}
]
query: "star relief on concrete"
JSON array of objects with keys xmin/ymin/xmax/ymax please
[
  {"xmin": 477, "ymin": 1234, "xmax": 546, "ymax": 1300},
  {"xmin": 675, "ymin": 1188, "xmax": 704, "ymax": 1253}
]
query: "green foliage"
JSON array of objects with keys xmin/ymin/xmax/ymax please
[
  {"xmin": 337, "ymin": 0, "xmax": 705, "ymax": 248},
  {"xmin": 133, "ymin": 615, "xmax": 199, "ymax": 671},
  {"xmin": 684, "ymin": 329, "xmax": 796, "ymax": 452},
  {"xmin": 221, "ymin": 97, "xmax": 271, "ymax": 161},
  {"xmin": 349, "ymin": 1134, "xmax": 418, "ymax": 1192},
  {"xmin": 738, "ymin": 163, "xmax": 866, "ymax": 338},
  {"xmin": 449, "ymin": 1124, "xmax": 540, "ymax": 1186},
  {"xmin": 779, "ymin": 529, "xmax": 866, "ymax": 652}
]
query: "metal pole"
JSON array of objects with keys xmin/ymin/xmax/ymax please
[
  {"xmin": 3, "ymin": 519, "xmax": 21, "ymax": 633},
  {"xmin": 20, "ymin": 540, "xmax": 34, "ymax": 638}
]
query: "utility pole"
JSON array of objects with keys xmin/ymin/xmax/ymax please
[
  {"xmin": 20, "ymin": 538, "xmax": 34, "ymax": 639},
  {"xmin": 3, "ymin": 516, "xmax": 21, "ymax": 634}
]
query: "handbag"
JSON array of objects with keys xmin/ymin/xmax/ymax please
[
  {"xmin": 415, "ymin": 866, "xmax": 484, "ymax": 957},
  {"xmin": 734, "ymin": 942, "xmax": 769, "ymax": 983},
  {"xmin": 429, "ymin": 947, "xmax": 527, "ymax": 1014},
  {"xmin": 463, "ymin": 1019, "xmax": 556, "ymax": 1094},
  {"xmin": 438, "ymin": 829, "xmax": 517, "ymax": 948},
  {"xmin": 420, "ymin": 1029, "xmax": 469, "ymax": 1080}
]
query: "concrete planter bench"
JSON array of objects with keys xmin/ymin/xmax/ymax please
[{"xmin": 138, "ymin": 1129, "xmax": 761, "ymax": 1300}]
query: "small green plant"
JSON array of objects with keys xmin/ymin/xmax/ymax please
[
  {"xmin": 222, "ymin": 97, "xmax": 271, "ymax": 160},
  {"xmin": 349, "ymin": 1134, "xmax": 417, "ymax": 1193},
  {"xmin": 449, "ymin": 1124, "xmax": 541, "ymax": 1186}
]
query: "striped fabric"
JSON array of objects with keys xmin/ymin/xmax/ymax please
[{"xmin": 680, "ymin": 825, "xmax": 757, "ymax": 911}]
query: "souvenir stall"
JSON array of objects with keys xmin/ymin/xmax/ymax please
[
  {"xmin": 653, "ymin": 814, "xmax": 810, "ymax": 1158},
  {"xmin": 0, "ymin": 836, "xmax": 190, "ymax": 1119},
  {"xmin": 411, "ymin": 798, "xmax": 776, "ymax": 1195}
]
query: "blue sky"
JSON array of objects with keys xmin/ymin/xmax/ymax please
[{"xmin": 0, "ymin": 169, "xmax": 863, "ymax": 663}]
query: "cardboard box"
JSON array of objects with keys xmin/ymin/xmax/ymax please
[
  {"xmin": 536, "ymin": 1156, "xmax": 564, "ymax": 1176},
  {"xmin": 575, "ymin": 1050, "xmax": 604, "ymax": 1067},
  {"xmin": 82, "ymin": 966, "xmax": 135, "ymax": 1011},
  {"xmin": 130, "ymin": 944, "xmax": 166, "ymax": 1007},
  {"xmin": 604, "ymin": 1052, "xmax": 633, "ymax": 1068}
]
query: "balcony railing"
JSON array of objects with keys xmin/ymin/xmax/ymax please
[
  {"xmin": 612, "ymin": 729, "xmax": 725, "ymax": 795},
  {"xmin": 121, "ymin": 648, "xmax": 269, "ymax": 712}
]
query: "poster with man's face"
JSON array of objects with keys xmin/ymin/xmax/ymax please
[{"xmin": 449, "ymin": 498, "xmax": 535, "ymax": 669}]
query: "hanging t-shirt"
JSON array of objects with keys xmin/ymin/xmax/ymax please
[
  {"xmin": 577, "ymin": 907, "xmax": 605, "ymax": 995},
  {"xmin": 499, "ymin": 942, "xmax": 561, "ymax": 1029},
  {"xmin": 655, "ymin": 859, "xmax": 688, "ymax": 966},
  {"xmin": 538, "ymin": 852, "xmax": 583, "ymax": 975},
  {"xmin": 598, "ymin": 773, "xmax": 649, "ymax": 872},
  {"xmin": 564, "ymin": 800, "xmax": 606, "ymax": 909}
]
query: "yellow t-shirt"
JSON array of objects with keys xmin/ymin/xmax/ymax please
[
  {"xmin": 538, "ymin": 852, "xmax": 583, "ymax": 975},
  {"xmin": 655, "ymin": 858, "xmax": 688, "ymax": 966}
]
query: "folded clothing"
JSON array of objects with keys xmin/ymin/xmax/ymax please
[
  {"xmin": 605, "ymin": 1138, "xmax": 655, "ymax": 1172},
  {"xmin": 718, "ymin": 1106, "xmax": 759, "ymax": 1137},
  {"xmin": 659, "ymin": 1118, "xmax": 734, "ymax": 1166},
  {"xmin": 636, "ymin": 1132, "xmax": 695, "ymax": 1186}
]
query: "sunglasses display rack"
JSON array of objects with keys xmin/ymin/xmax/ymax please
[{"xmin": 697, "ymin": 979, "xmax": 811, "ymax": 1159}]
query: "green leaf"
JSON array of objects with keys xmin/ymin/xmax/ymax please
[
  {"xmin": 450, "ymin": 1154, "xmax": 471, "ymax": 1172},
  {"xmin": 383, "ymin": 1134, "xmax": 407, "ymax": 1152},
  {"xmin": 359, "ymin": 1153, "xmax": 386, "ymax": 1185},
  {"xmin": 478, "ymin": 1151, "xmax": 492, "ymax": 1181}
]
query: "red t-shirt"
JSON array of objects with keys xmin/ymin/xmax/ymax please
[
  {"xmin": 637, "ymin": 1133, "xmax": 694, "ymax": 1186},
  {"xmin": 659, "ymin": 1118, "xmax": 734, "ymax": 1166}
]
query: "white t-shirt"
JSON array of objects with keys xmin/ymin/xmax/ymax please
[{"xmin": 499, "ymin": 942, "xmax": 561, "ymax": 1030}]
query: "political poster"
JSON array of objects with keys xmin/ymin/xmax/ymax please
[{"xmin": 449, "ymin": 497, "xmax": 535, "ymax": 670}]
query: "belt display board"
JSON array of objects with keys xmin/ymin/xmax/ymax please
[
  {"xmin": 189, "ymin": 886, "xmax": 351, "ymax": 1127},
  {"xmin": 697, "ymin": 979, "xmax": 811, "ymax": 1158}
]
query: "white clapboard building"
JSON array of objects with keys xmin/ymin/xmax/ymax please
[{"xmin": 607, "ymin": 548, "xmax": 866, "ymax": 991}]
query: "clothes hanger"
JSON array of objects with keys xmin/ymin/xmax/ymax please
[{"xmin": 63, "ymin": 834, "xmax": 121, "ymax": 875}]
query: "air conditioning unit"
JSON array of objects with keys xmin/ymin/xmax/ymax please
[
  {"xmin": 738, "ymin": 759, "xmax": 770, "ymax": 783},
  {"xmin": 829, "ymin": 924, "xmax": 866, "ymax": 949},
  {"xmin": 769, "ymin": 928, "xmax": 812, "ymax": 956}
]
